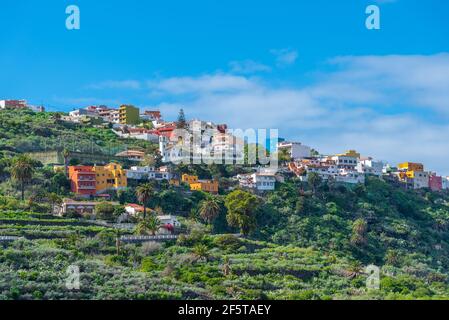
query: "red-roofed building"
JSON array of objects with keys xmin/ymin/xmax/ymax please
[{"xmin": 143, "ymin": 110, "xmax": 162, "ymax": 120}]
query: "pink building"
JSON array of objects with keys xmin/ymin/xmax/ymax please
[{"xmin": 429, "ymin": 175, "xmax": 443, "ymax": 192}]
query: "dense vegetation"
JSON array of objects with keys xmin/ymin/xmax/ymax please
[{"xmin": 1, "ymin": 109, "xmax": 449, "ymax": 300}]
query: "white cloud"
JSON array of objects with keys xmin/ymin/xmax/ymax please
[
  {"xmin": 229, "ymin": 60, "xmax": 272, "ymax": 74},
  {"xmin": 270, "ymin": 48, "xmax": 298, "ymax": 66},
  {"xmin": 324, "ymin": 54, "xmax": 449, "ymax": 114},
  {"xmin": 147, "ymin": 74, "xmax": 260, "ymax": 95}
]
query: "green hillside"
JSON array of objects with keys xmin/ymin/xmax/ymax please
[
  {"xmin": 1, "ymin": 109, "xmax": 449, "ymax": 300},
  {"xmin": 0, "ymin": 109, "xmax": 155, "ymax": 157}
]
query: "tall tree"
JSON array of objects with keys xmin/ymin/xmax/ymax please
[
  {"xmin": 199, "ymin": 197, "xmax": 221, "ymax": 224},
  {"xmin": 176, "ymin": 108, "xmax": 187, "ymax": 129},
  {"xmin": 136, "ymin": 183, "xmax": 154, "ymax": 219},
  {"xmin": 351, "ymin": 218, "xmax": 368, "ymax": 246},
  {"xmin": 11, "ymin": 155, "xmax": 35, "ymax": 201},
  {"xmin": 225, "ymin": 190, "xmax": 259, "ymax": 236}
]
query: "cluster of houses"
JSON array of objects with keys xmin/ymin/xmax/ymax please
[
  {"xmin": 32, "ymin": 102, "xmax": 449, "ymax": 194},
  {"xmin": 280, "ymin": 141, "xmax": 449, "ymax": 191},
  {"xmin": 288, "ymin": 149, "xmax": 370, "ymax": 185},
  {"xmin": 392, "ymin": 162, "xmax": 449, "ymax": 191},
  {"xmin": 64, "ymin": 105, "xmax": 178, "ymax": 145},
  {"xmin": 0, "ymin": 99, "xmax": 45, "ymax": 112},
  {"xmin": 158, "ymin": 119, "xmax": 245, "ymax": 164}
]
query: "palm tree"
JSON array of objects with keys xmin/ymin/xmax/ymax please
[
  {"xmin": 192, "ymin": 244, "xmax": 210, "ymax": 263},
  {"xmin": 198, "ymin": 197, "xmax": 221, "ymax": 224},
  {"xmin": 346, "ymin": 261, "xmax": 364, "ymax": 279},
  {"xmin": 136, "ymin": 215, "xmax": 161, "ymax": 236},
  {"xmin": 136, "ymin": 183, "xmax": 153, "ymax": 219},
  {"xmin": 11, "ymin": 155, "xmax": 35, "ymax": 201},
  {"xmin": 47, "ymin": 192, "xmax": 63, "ymax": 215}
]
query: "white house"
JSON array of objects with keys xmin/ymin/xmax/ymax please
[
  {"xmin": 236, "ymin": 172, "xmax": 276, "ymax": 191},
  {"xmin": 252, "ymin": 173, "xmax": 276, "ymax": 191},
  {"xmin": 331, "ymin": 150, "xmax": 359, "ymax": 170},
  {"xmin": 356, "ymin": 158, "xmax": 384, "ymax": 176},
  {"xmin": 336, "ymin": 169, "xmax": 366, "ymax": 184},
  {"xmin": 127, "ymin": 166, "xmax": 172, "ymax": 181},
  {"xmin": 443, "ymin": 177, "xmax": 449, "ymax": 190},
  {"xmin": 158, "ymin": 215, "xmax": 181, "ymax": 227},
  {"xmin": 302, "ymin": 165, "xmax": 339, "ymax": 181},
  {"xmin": 413, "ymin": 171, "xmax": 430, "ymax": 189},
  {"xmin": 277, "ymin": 141, "xmax": 312, "ymax": 160}
]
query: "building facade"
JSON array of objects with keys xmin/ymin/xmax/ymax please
[
  {"xmin": 0, "ymin": 99, "xmax": 27, "ymax": 110},
  {"xmin": 95, "ymin": 163, "xmax": 127, "ymax": 194},
  {"xmin": 69, "ymin": 163, "xmax": 127, "ymax": 196},
  {"xmin": 68, "ymin": 166, "xmax": 97, "ymax": 196},
  {"xmin": 277, "ymin": 141, "xmax": 312, "ymax": 160},
  {"xmin": 119, "ymin": 105, "xmax": 140, "ymax": 125},
  {"xmin": 331, "ymin": 150, "xmax": 360, "ymax": 170},
  {"xmin": 429, "ymin": 174, "xmax": 443, "ymax": 191},
  {"xmin": 356, "ymin": 158, "xmax": 384, "ymax": 176},
  {"xmin": 443, "ymin": 177, "xmax": 449, "ymax": 190},
  {"xmin": 190, "ymin": 180, "xmax": 219, "ymax": 194},
  {"xmin": 127, "ymin": 166, "xmax": 172, "ymax": 181},
  {"xmin": 58, "ymin": 199, "xmax": 97, "ymax": 216}
]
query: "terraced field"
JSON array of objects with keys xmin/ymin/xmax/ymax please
[{"xmin": 0, "ymin": 211, "xmax": 124, "ymax": 240}]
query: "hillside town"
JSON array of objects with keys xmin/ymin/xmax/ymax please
[{"xmin": 1, "ymin": 98, "xmax": 449, "ymax": 236}]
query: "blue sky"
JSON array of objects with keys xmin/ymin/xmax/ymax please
[{"xmin": 1, "ymin": 0, "xmax": 449, "ymax": 174}]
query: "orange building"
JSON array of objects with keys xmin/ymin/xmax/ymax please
[
  {"xmin": 68, "ymin": 163, "xmax": 127, "ymax": 196},
  {"xmin": 398, "ymin": 162, "xmax": 425, "ymax": 179},
  {"xmin": 398, "ymin": 162, "xmax": 424, "ymax": 172},
  {"xmin": 68, "ymin": 166, "xmax": 97, "ymax": 196}
]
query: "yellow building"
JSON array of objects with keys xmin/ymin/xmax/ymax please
[
  {"xmin": 398, "ymin": 162, "xmax": 424, "ymax": 179},
  {"xmin": 182, "ymin": 174, "xmax": 199, "ymax": 185},
  {"xmin": 398, "ymin": 162, "xmax": 424, "ymax": 172},
  {"xmin": 190, "ymin": 180, "xmax": 219, "ymax": 194},
  {"xmin": 94, "ymin": 163, "xmax": 127, "ymax": 193},
  {"xmin": 119, "ymin": 105, "xmax": 140, "ymax": 125},
  {"xmin": 182, "ymin": 174, "xmax": 218, "ymax": 193}
]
